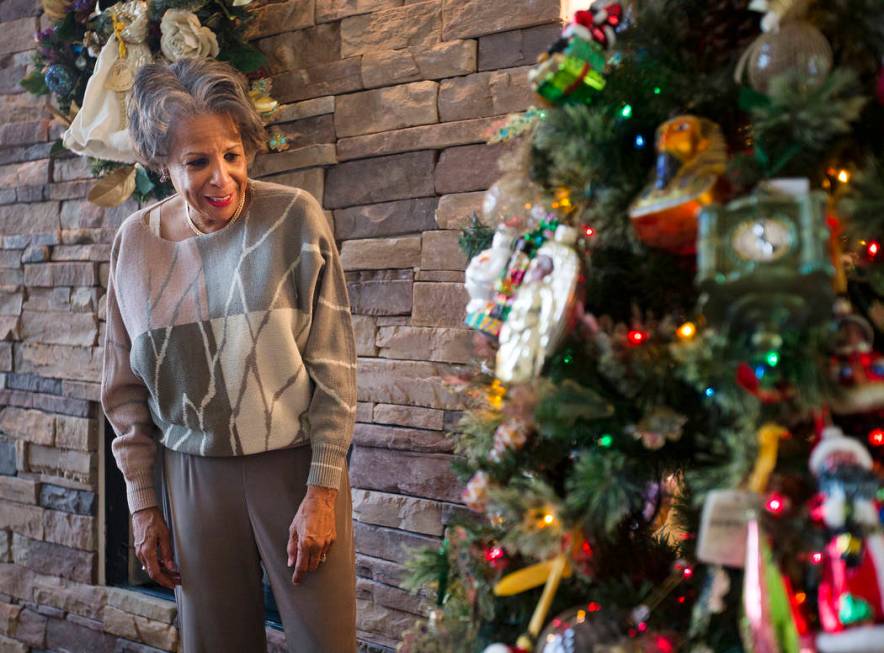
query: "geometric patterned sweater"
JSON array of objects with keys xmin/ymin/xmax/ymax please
[{"xmin": 100, "ymin": 179, "xmax": 356, "ymax": 514}]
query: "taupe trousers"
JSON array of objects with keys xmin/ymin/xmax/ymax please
[{"xmin": 160, "ymin": 444, "xmax": 357, "ymax": 652}]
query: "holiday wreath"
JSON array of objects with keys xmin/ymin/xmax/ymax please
[{"xmin": 21, "ymin": 0, "xmax": 283, "ymax": 207}]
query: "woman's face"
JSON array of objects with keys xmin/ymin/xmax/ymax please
[{"xmin": 165, "ymin": 112, "xmax": 249, "ymax": 224}]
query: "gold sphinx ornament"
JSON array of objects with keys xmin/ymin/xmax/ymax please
[{"xmin": 628, "ymin": 115, "xmax": 728, "ymax": 254}]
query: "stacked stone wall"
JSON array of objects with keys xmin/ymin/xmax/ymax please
[{"xmin": 0, "ymin": 0, "xmax": 563, "ymax": 649}]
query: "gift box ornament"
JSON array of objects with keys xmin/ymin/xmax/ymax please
[
  {"xmin": 628, "ymin": 116, "xmax": 728, "ymax": 254},
  {"xmin": 529, "ymin": 3, "xmax": 615, "ymax": 106}
]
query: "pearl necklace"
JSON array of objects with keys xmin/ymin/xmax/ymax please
[{"xmin": 185, "ymin": 182, "xmax": 249, "ymax": 236}]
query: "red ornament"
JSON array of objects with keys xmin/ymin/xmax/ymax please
[
  {"xmin": 573, "ymin": 3, "xmax": 623, "ymax": 50},
  {"xmin": 736, "ymin": 361, "xmax": 792, "ymax": 403}
]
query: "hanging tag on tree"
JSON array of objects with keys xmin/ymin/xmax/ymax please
[
  {"xmin": 697, "ymin": 423, "xmax": 787, "ymax": 567},
  {"xmin": 697, "ymin": 490, "xmax": 759, "ymax": 568}
]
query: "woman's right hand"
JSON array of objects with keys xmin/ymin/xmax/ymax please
[{"xmin": 132, "ymin": 507, "xmax": 180, "ymax": 589}]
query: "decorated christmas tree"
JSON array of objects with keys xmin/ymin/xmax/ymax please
[{"xmin": 400, "ymin": 1, "xmax": 884, "ymax": 652}]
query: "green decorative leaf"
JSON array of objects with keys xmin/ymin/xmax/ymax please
[
  {"xmin": 218, "ymin": 43, "xmax": 267, "ymax": 74},
  {"xmin": 20, "ymin": 70, "xmax": 48, "ymax": 96},
  {"xmin": 49, "ymin": 139, "xmax": 66, "ymax": 158},
  {"xmin": 55, "ymin": 12, "xmax": 78, "ymax": 41},
  {"xmin": 135, "ymin": 165, "xmax": 156, "ymax": 195},
  {"xmin": 458, "ymin": 212, "xmax": 493, "ymax": 260}
]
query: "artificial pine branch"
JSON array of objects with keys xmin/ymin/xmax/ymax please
[{"xmin": 749, "ymin": 68, "xmax": 868, "ymax": 178}]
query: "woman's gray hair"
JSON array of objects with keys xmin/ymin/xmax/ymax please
[{"xmin": 127, "ymin": 57, "xmax": 267, "ymax": 172}]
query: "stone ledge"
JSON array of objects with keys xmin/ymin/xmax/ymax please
[
  {"xmin": 334, "ymin": 197, "xmax": 438, "ymax": 241},
  {"xmin": 252, "ymin": 144, "xmax": 337, "ymax": 178},
  {"xmin": 375, "ymin": 325, "xmax": 473, "ymax": 364},
  {"xmin": 352, "ymin": 488, "xmax": 445, "ymax": 536},
  {"xmin": 347, "ymin": 269, "xmax": 413, "ymax": 317},
  {"xmin": 341, "ymin": 1, "xmax": 441, "ymax": 58},
  {"xmin": 325, "ymin": 151, "xmax": 437, "ymax": 209},
  {"xmin": 340, "ymin": 236, "xmax": 422, "ymax": 271},
  {"xmin": 271, "ymin": 58, "xmax": 363, "ymax": 104},
  {"xmin": 245, "ymin": 0, "xmax": 315, "ymax": 39},
  {"xmin": 438, "ymin": 66, "xmax": 533, "ymax": 123},
  {"xmin": 267, "ymin": 96, "xmax": 335, "ymax": 125},
  {"xmin": 354, "ymin": 422, "xmax": 454, "ymax": 453},
  {"xmin": 335, "ymin": 81, "xmax": 439, "ymax": 139},
  {"xmin": 361, "ymin": 40, "xmax": 476, "ymax": 89},
  {"xmin": 478, "ymin": 23, "xmax": 561, "ymax": 71},
  {"xmin": 337, "ymin": 116, "xmax": 497, "ymax": 162},
  {"xmin": 372, "ymin": 403, "xmax": 444, "ymax": 431},
  {"xmin": 356, "ymin": 357, "xmax": 467, "ymax": 410},
  {"xmin": 441, "ymin": 0, "xmax": 562, "ymax": 40},
  {"xmin": 316, "ymin": 0, "xmax": 402, "ymax": 23},
  {"xmin": 420, "ymin": 229, "xmax": 468, "ymax": 271},
  {"xmin": 351, "ymin": 446, "xmax": 462, "ymax": 503},
  {"xmin": 411, "ymin": 282, "xmax": 469, "ymax": 328}
]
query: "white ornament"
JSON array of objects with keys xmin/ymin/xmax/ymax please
[
  {"xmin": 464, "ymin": 225, "xmax": 516, "ymax": 314},
  {"xmin": 482, "ymin": 645, "xmax": 512, "ymax": 653},
  {"xmin": 496, "ymin": 226, "xmax": 580, "ymax": 384},
  {"xmin": 160, "ymin": 9, "xmax": 220, "ymax": 62},
  {"xmin": 62, "ymin": 1, "xmax": 153, "ymax": 162}
]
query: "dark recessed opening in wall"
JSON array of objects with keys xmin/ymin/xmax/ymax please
[{"xmin": 103, "ymin": 417, "xmax": 283, "ymax": 628}]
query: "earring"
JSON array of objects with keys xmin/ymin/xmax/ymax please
[{"xmin": 159, "ymin": 168, "xmax": 168, "ymax": 183}]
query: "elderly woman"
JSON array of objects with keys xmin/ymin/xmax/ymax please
[{"xmin": 100, "ymin": 57, "xmax": 357, "ymax": 652}]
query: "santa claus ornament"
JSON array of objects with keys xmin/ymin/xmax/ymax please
[{"xmin": 809, "ymin": 426, "xmax": 884, "ymax": 652}]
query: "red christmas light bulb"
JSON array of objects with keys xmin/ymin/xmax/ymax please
[
  {"xmin": 765, "ymin": 492, "xmax": 786, "ymax": 515},
  {"xmin": 627, "ymin": 329, "xmax": 648, "ymax": 346},
  {"xmin": 868, "ymin": 241, "xmax": 880, "ymax": 259},
  {"xmin": 484, "ymin": 545, "xmax": 506, "ymax": 562},
  {"xmin": 869, "ymin": 428, "xmax": 884, "ymax": 447}
]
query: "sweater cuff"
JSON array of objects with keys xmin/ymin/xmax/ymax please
[
  {"xmin": 307, "ymin": 441, "xmax": 348, "ymax": 490},
  {"xmin": 125, "ymin": 470, "xmax": 159, "ymax": 514}
]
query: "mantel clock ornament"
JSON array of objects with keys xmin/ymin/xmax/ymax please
[{"xmin": 696, "ymin": 183, "xmax": 835, "ymax": 337}]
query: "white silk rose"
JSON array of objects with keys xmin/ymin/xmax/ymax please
[{"xmin": 159, "ymin": 9, "xmax": 220, "ymax": 62}]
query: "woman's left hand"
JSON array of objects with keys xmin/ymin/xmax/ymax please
[{"xmin": 287, "ymin": 486, "xmax": 337, "ymax": 585}]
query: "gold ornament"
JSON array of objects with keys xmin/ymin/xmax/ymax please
[
  {"xmin": 42, "ymin": 0, "xmax": 72, "ymax": 22},
  {"xmin": 249, "ymin": 79, "xmax": 278, "ymax": 116},
  {"xmin": 105, "ymin": 59, "xmax": 134, "ymax": 92},
  {"xmin": 736, "ymin": 2, "xmax": 832, "ymax": 93},
  {"xmin": 87, "ymin": 165, "xmax": 137, "ymax": 207},
  {"xmin": 628, "ymin": 115, "xmax": 727, "ymax": 254}
]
